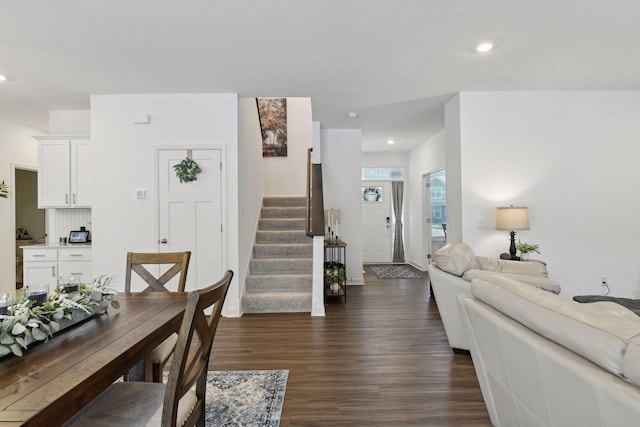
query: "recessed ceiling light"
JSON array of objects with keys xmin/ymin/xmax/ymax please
[
  {"xmin": 347, "ymin": 112, "xmax": 358, "ymax": 119},
  {"xmin": 476, "ymin": 42, "xmax": 493, "ymax": 53},
  {"xmin": 387, "ymin": 139, "xmax": 395, "ymax": 145},
  {"xmin": 0, "ymin": 75, "xmax": 6, "ymax": 81}
]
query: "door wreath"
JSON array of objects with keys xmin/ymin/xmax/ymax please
[{"xmin": 174, "ymin": 158, "xmax": 202, "ymax": 183}]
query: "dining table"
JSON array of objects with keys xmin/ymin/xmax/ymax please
[{"xmin": 0, "ymin": 292, "xmax": 189, "ymax": 427}]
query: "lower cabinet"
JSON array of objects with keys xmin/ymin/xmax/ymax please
[{"xmin": 23, "ymin": 246, "xmax": 92, "ymax": 289}]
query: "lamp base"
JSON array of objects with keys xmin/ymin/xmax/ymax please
[{"xmin": 500, "ymin": 252, "xmax": 520, "ymax": 261}]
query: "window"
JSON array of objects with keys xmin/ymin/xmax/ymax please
[
  {"xmin": 430, "ymin": 169, "xmax": 446, "ymax": 237},
  {"xmin": 361, "ymin": 167, "xmax": 403, "ymax": 181}
]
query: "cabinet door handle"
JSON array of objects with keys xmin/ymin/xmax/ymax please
[
  {"xmin": 73, "ymin": 193, "xmax": 77, "ymax": 204},
  {"xmin": 52, "ymin": 266, "xmax": 56, "ymax": 277},
  {"xmin": 33, "ymin": 254, "xmax": 46, "ymax": 257},
  {"xmin": 66, "ymin": 193, "xmax": 69, "ymax": 204},
  {"xmin": 69, "ymin": 272, "xmax": 83, "ymax": 276},
  {"xmin": 69, "ymin": 254, "xmax": 83, "ymax": 257}
]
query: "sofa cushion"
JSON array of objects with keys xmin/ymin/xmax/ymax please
[
  {"xmin": 476, "ymin": 256, "xmax": 549, "ymax": 278},
  {"xmin": 433, "ymin": 243, "xmax": 479, "ymax": 277},
  {"xmin": 470, "ymin": 274, "xmax": 640, "ymax": 384},
  {"xmin": 624, "ymin": 337, "xmax": 640, "ymax": 385},
  {"xmin": 463, "ymin": 269, "xmax": 561, "ymax": 294}
]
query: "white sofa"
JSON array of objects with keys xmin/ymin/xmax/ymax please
[
  {"xmin": 458, "ymin": 274, "xmax": 640, "ymax": 427},
  {"xmin": 428, "ymin": 242, "xmax": 560, "ymax": 351}
]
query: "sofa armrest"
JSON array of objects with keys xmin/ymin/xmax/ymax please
[
  {"xmin": 476, "ymin": 256, "xmax": 548, "ymax": 278},
  {"xmin": 428, "ymin": 263, "xmax": 472, "ymax": 350}
]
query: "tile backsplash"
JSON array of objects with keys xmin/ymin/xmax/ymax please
[{"xmin": 54, "ymin": 209, "xmax": 92, "ymax": 242}]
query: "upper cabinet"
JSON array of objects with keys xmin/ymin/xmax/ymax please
[{"xmin": 35, "ymin": 136, "xmax": 92, "ymax": 208}]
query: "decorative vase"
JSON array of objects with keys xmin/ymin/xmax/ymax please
[
  {"xmin": 331, "ymin": 283, "xmax": 340, "ymax": 293},
  {"xmin": 520, "ymin": 253, "xmax": 530, "ymax": 261}
]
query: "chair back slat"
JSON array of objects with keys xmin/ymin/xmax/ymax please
[
  {"xmin": 162, "ymin": 270, "xmax": 233, "ymax": 427},
  {"xmin": 125, "ymin": 252, "xmax": 191, "ymax": 293}
]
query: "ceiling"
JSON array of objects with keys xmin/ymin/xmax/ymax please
[{"xmin": 1, "ymin": 1, "xmax": 639, "ymax": 152}]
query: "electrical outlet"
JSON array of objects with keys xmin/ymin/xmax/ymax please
[{"xmin": 601, "ymin": 275, "xmax": 610, "ymax": 296}]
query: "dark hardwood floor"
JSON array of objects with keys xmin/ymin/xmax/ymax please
[{"xmin": 209, "ymin": 265, "xmax": 491, "ymax": 426}]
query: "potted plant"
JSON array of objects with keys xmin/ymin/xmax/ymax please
[
  {"xmin": 516, "ymin": 240, "xmax": 540, "ymax": 261},
  {"xmin": 325, "ymin": 261, "xmax": 346, "ymax": 293}
]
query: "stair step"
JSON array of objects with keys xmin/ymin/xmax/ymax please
[
  {"xmin": 245, "ymin": 274, "xmax": 312, "ymax": 292},
  {"xmin": 250, "ymin": 258, "xmax": 312, "ymax": 275},
  {"xmin": 241, "ymin": 195, "xmax": 313, "ymax": 314},
  {"xmin": 263, "ymin": 196, "xmax": 306, "ymax": 208},
  {"xmin": 261, "ymin": 206, "xmax": 306, "ymax": 219},
  {"xmin": 259, "ymin": 218, "xmax": 306, "ymax": 230},
  {"xmin": 256, "ymin": 230, "xmax": 311, "ymax": 244},
  {"xmin": 242, "ymin": 291, "xmax": 312, "ymax": 313},
  {"xmin": 253, "ymin": 243, "xmax": 312, "ymax": 258}
]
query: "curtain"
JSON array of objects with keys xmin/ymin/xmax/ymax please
[{"xmin": 391, "ymin": 181, "xmax": 405, "ymax": 262}]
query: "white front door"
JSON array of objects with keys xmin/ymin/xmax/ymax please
[
  {"xmin": 362, "ymin": 181, "xmax": 392, "ymax": 263},
  {"xmin": 157, "ymin": 148, "xmax": 224, "ymax": 292}
]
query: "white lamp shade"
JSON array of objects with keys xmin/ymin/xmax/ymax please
[{"xmin": 496, "ymin": 206, "xmax": 529, "ymax": 230}]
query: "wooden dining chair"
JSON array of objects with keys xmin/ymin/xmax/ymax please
[
  {"xmin": 125, "ymin": 251, "xmax": 191, "ymax": 382},
  {"xmin": 63, "ymin": 270, "xmax": 233, "ymax": 427}
]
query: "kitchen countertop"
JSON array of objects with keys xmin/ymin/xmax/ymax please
[{"xmin": 20, "ymin": 243, "xmax": 92, "ymax": 249}]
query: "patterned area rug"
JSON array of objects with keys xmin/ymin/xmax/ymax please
[
  {"xmin": 206, "ymin": 370, "xmax": 288, "ymax": 427},
  {"xmin": 369, "ymin": 265, "xmax": 423, "ymax": 279}
]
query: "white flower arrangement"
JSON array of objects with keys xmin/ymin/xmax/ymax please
[{"xmin": 0, "ymin": 275, "xmax": 119, "ymax": 357}]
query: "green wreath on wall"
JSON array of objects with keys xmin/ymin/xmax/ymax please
[{"xmin": 173, "ymin": 158, "xmax": 202, "ymax": 183}]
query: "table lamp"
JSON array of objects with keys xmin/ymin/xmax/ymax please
[{"xmin": 496, "ymin": 206, "xmax": 529, "ymax": 260}]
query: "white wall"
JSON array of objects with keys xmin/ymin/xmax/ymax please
[
  {"xmin": 321, "ymin": 129, "xmax": 364, "ymax": 285},
  {"xmin": 406, "ymin": 129, "xmax": 446, "ymax": 269},
  {"xmin": 0, "ymin": 118, "xmax": 41, "ymax": 294},
  {"xmin": 451, "ymin": 91, "xmax": 640, "ymax": 298},
  {"xmin": 49, "ymin": 110, "xmax": 90, "ymax": 135},
  {"xmin": 262, "ymin": 98, "xmax": 313, "ymax": 196},
  {"xmin": 361, "ymin": 152, "xmax": 408, "ymax": 169},
  {"xmin": 237, "ymin": 97, "xmax": 264, "ymax": 312},
  {"xmin": 90, "ymin": 93, "xmax": 241, "ymax": 315}
]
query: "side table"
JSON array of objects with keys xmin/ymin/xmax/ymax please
[{"xmin": 324, "ymin": 239, "xmax": 347, "ymax": 303}]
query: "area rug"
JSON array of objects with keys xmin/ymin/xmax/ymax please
[
  {"xmin": 205, "ymin": 370, "xmax": 288, "ymax": 427},
  {"xmin": 369, "ymin": 265, "xmax": 423, "ymax": 279}
]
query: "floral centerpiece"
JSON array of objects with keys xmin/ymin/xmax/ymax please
[{"xmin": 0, "ymin": 275, "xmax": 119, "ymax": 357}]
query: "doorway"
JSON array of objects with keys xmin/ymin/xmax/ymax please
[
  {"xmin": 362, "ymin": 181, "xmax": 392, "ymax": 263},
  {"xmin": 13, "ymin": 165, "xmax": 46, "ymax": 289},
  {"xmin": 422, "ymin": 168, "xmax": 446, "ymax": 266},
  {"xmin": 156, "ymin": 148, "xmax": 225, "ymax": 292}
]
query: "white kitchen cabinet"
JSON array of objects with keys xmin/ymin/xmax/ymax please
[
  {"xmin": 23, "ymin": 246, "xmax": 93, "ymax": 289},
  {"xmin": 58, "ymin": 247, "xmax": 93, "ymax": 283},
  {"xmin": 35, "ymin": 136, "xmax": 91, "ymax": 208},
  {"xmin": 22, "ymin": 247, "xmax": 58, "ymax": 288}
]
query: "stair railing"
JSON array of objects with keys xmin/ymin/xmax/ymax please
[{"xmin": 306, "ymin": 148, "xmax": 325, "ymax": 237}]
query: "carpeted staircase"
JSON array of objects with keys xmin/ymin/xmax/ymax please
[{"xmin": 242, "ymin": 196, "xmax": 313, "ymax": 313}]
